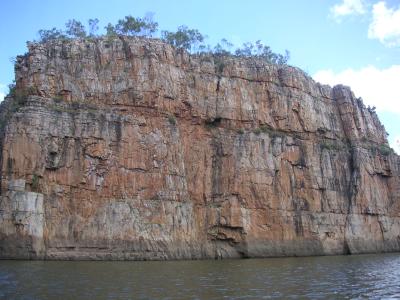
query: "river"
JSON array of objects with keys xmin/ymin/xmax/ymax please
[{"xmin": 1, "ymin": 253, "xmax": 400, "ymax": 299}]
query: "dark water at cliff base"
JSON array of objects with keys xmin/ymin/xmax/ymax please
[{"xmin": 1, "ymin": 253, "xmax": 400, "ymax": 299}]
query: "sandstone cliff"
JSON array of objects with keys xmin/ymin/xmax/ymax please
[{"xmin": 0, "ymin": 36, "xmax": 399, "ymax": 260}]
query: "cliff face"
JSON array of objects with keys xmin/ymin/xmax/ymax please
[{"xmin": 0, "ymin": 37, "xmax": 399, "ymax": 260}]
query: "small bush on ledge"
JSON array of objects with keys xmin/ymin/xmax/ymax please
[
  {"xmin": 253, "ymin": 128, "xmax": 262, "ymax": 135},
  {"xmin": 168, "ymin": 115, "xmax": 176, "ymax": 125}
]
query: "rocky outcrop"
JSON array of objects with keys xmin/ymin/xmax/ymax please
[{"xmin": 0, "ymin": 36, "xmax": 399, "ymax": 260}]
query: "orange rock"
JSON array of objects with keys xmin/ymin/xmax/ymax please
[{"xmin": 0, "ymin": 37, "xmax": 398, "ymax": 260}]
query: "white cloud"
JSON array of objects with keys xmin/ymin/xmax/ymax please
[
  {"xmin": 331, "ymin": 0, "xmax": 366, "ymax": 20},
  {"xmin": 0, "ymin": 84, "xmax": 7, "ymax": 102},
  {"xmin": 313, "ymin": 65, "xmax": 400, "ymax": 113},
  {"xmin": 391, "ymin": 135, "xmax": 400, "ymax": 154},
  {"xmin": 368, "ymin": 1, "xmax": 400, "ymax": 47}
]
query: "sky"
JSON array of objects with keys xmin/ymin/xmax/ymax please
[{"xmin": 0, "ymin": 0, "xmax": 399, "ymax": 152}]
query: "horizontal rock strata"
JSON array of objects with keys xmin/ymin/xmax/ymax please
[{"xmin": 0, "ymin": 37, "xmax": 399, "ymax": 260}]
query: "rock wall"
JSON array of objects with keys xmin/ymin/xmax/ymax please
[{"xmin": 0, "ymin": 36, "xmax": 399, "ymax": 260}]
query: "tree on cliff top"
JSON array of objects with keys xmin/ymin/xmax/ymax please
[
  {"xmin": 161, "ymin": 25, "xmax": 205, "ymax": 52},
  {"xmin": 34, "ymin": 14, "xmax": 289, "ymax": 66},
  {"xmin": 65, "ymin": 19, "xmax": 87, "ymax": 38},
  {"xmin": 105, "ymin": 23, "xmax": 117, "ymax": 37},
  {"xmin": 235, "ymin": 40, "xmax": 290, "ymax": 65},
  {"xmin": 38, "ymin": 27, "xmax": 67, "ymax": 43},
  {"xmin": 213, "ymin": 38, "xmax": 234, "ymax": 56},
  {"xmin": 37, "ymin": 19, "xmax": 93, "ymax": 41},
  {"xmin": 88, "ymin": 18, "xmax": 99, "ymax": 37},
  {"xmin": 112, "ymin": 13, "xmax": 158, "ymax": 37}
]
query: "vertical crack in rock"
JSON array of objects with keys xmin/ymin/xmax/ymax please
[
  {"xmin": 343, "ymin": 146, "xmax": 359, "ymax": 255},
  {"xmin": 211, "ymin": 136, "xmax": 223, "ymax": 199}
]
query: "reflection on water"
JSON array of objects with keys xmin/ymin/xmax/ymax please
[{"xmin": 1, "ymin": 253, "xmax": 400, "ymax": 299}]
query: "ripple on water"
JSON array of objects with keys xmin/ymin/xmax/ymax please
[{"xmin": 0, "ymin": 253, "xmax": 400, "ymax": 299}]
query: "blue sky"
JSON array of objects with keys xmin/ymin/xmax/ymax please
[{"xmin": 0, "ymin": 0, "xmax": 399, "ymax": 152}]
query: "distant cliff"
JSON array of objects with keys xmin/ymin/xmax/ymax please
[{"xmin": 0, "ymin": 36, "xmax": 399, "ymax": 260}]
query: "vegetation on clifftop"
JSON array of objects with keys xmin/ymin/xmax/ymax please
[{"xmin": 34, "ymin": 13, "xmax": 290, "ymax": 66}]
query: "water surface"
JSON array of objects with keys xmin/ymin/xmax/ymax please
[{"xmin": 1, "ymin": 253, "xmax": 400, "ymax": 299}]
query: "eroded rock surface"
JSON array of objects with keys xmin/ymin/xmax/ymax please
[{"xmin": 0, "ymin": 37, "xmax": 399, "ymax": 260}]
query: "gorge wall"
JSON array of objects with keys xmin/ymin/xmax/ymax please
[{"xmin": 0, "ymin": 37, "xmax": 399, "ymax": 260}]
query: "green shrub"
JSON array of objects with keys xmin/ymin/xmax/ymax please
[
  {"xmin": 52, "ymin": 95, "xmax": 64, "ymax": 103},
  {"xmin": 234, "ymin": 40, "xmax": 290, "ymax": 65},
  {"xmin": 31, "ymin": 174, "xmax": 40, "ymax": 192},
  {"xmin": 161, "ymin": 25, "xmax": 204, "ymax": 52},
  {"xmin": 320, "ymin": 140, "xmax": 342, "ymax": 151},
  {"xmin": 378, "ymin": 144, "xmax": 392, "ymax": 156},
  {"xmin": 168, "ymin": 115, "xmax": 176, "ymax": 125},
  {"xmin": 237, "ymin": 128, "xmax": 244, "ymax": 134},
  {"xmin": 253, "ymin": 128, "xmax": 261, "ymax": 135},
  {"xmin": 214, "ymin": 55, "xmax": 226, "ymax": 74},
  {"xmin": 362, "ymin": 140, "xmax": 392, "ymax": 156}
]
